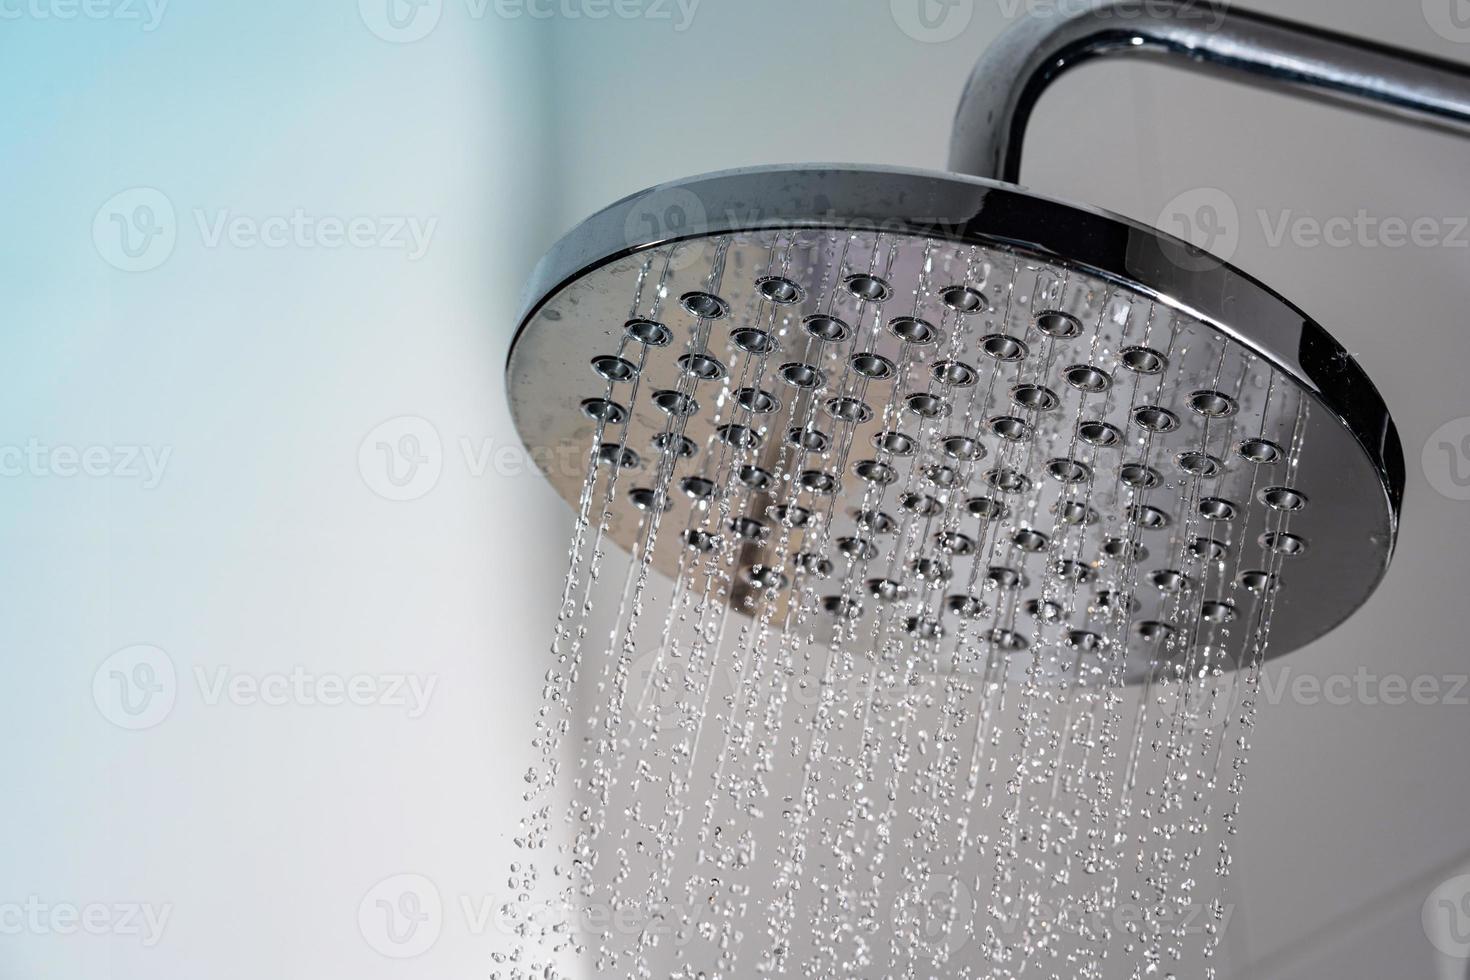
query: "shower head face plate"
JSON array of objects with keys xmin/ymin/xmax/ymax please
[{"xmin": 507, "ymin": 165, "xmax": 1402, "ymax": 683}]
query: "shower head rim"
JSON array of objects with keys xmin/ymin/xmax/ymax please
[{"xmin": 507, "ymin": 162, "xmax": 1403, "ymax": 662}]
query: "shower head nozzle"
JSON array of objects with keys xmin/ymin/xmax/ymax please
[{"xmin": 507, "ymin": 165, "xmax": 1402, "ymax": 682}]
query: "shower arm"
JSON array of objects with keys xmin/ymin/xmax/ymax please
[{"xmin": 948, "ymin": 0, "xmax": 1470, "ymax": 182}]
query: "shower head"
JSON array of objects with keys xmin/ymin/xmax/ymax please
[
  {"xmin": 496, "ymin": 11, "xmax": 1470, "ymax": 976},
  {"xmin": 499, "ymin": 0, "xmax": 1470, "ymax": 687},
  {"xmin": 507, "ymin": 164, "xmax": 1402, "ymax": 682}
]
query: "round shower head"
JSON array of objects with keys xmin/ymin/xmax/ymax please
[{"xmin": 507, "ymin": 164, "xmax": 1402, "ymax": 682}]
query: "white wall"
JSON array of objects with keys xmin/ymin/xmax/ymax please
[{"xmin": 0, "ymin": 4, "xmax": 569, "ymax": 977}]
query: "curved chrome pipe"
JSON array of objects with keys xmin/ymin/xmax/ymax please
[{"xmin": 949, "ymin": 0, "xmax": 1470, "ymax": 182}]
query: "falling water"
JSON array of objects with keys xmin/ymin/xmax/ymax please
[{"xmin": 496, "ymin": 229, "xmax": 1310, "ymax": 980}]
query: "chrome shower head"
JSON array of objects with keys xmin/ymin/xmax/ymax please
[
  {"xmin": 494, "ymin": 9, "xmax": 1470, "ymax": 975},
  {"xmin": 498, "ymin": 0, "xmax": 1470, "ymax": 687},
  {"xmin": 507, "ymin": 165, "xmax": 1402, "ymax": 683}
]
